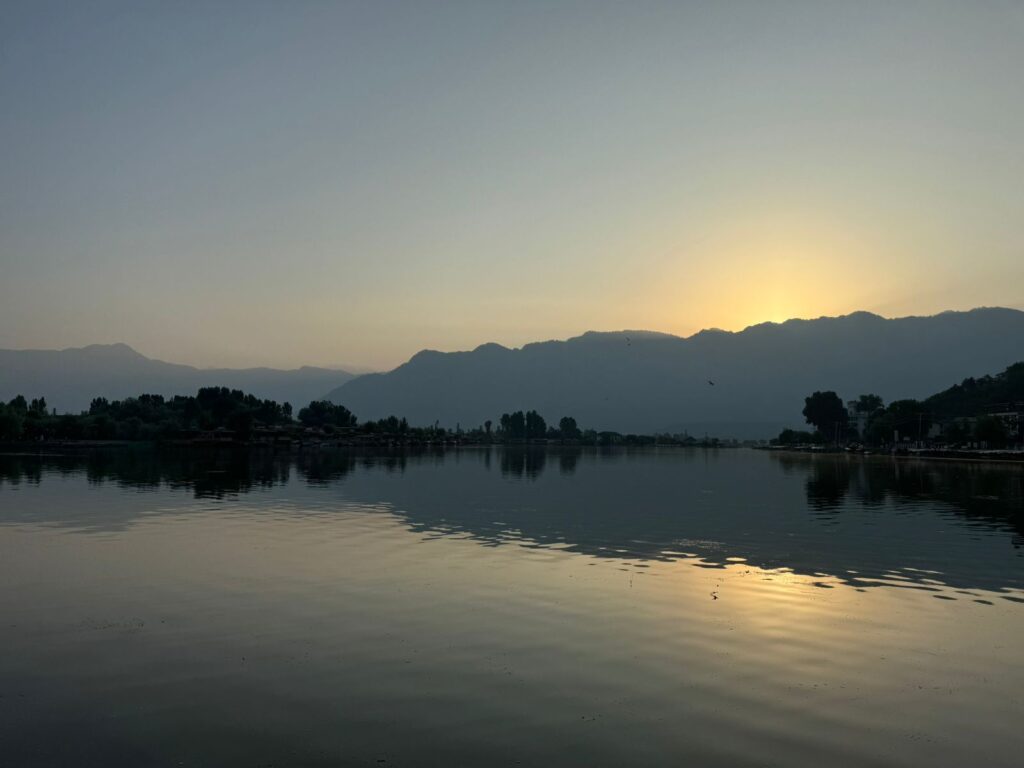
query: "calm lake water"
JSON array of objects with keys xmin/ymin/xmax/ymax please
[{"xmin": 1, "ymin": 447, "xmax": 1022, "ymax": 767}]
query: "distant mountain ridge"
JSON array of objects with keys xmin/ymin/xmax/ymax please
[
  {"xmin": 0, "ymin": 344, "xmax": 356, "ymax": 413},
  {"xmin": 324, "ymin": 308, "xmax": 1024, "ymax": 438}
]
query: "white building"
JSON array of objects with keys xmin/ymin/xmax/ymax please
[{"xmin": 846, "ymin": 400, "xmax": 869, "ymax": 437}]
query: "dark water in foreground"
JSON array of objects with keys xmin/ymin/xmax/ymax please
[{"xmin": 1, "ymin": 447, "xmax": 1022, "ymax": 767}]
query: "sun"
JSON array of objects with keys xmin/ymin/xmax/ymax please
[{"xmin": 653, "ymin": 206, "xmax": 875, "ymax": 334}]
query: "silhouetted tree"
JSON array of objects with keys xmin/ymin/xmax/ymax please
[
  {"xmin": 558, "ymin": 416, "xmax": 580, "ymax": 439},
  {"xmin": 509, "ymin": 411, "xmax": 525, "ymax": 438},
  {"xmin": 771, "ymin": 428, "xmax": 821, "ymax": 446},
  {"xmin": 887, "ymin": 399, "xmax": 930, "ymax": 441},
  {"xmin": 864, "ymin": 411, "xmax": 894, "ymax": 446},
  {"xmin": 802, "ymin": 391, "xmax": 847, "ymax": 440},
  {"xmin": 924, "ymin": 361, "xmax": 1024, "ymax": 418},
  {"xmin": 942, "ymin": 420, "xmax": 970, "ymax": 444},
  {"xmin": 525, "ymin": 410, "xmax": 546, "ymax": 439},
  {"xmin": 297, "ymin": 401, "xmax": 357, "ymax": 429},
  {"xmin": 855, "ymin": 394, "xmax": 884, "ymax": 413},
  {"xmin": 974, "ymin": 415, "xmax": 1008, "ymax": 448},
  {"xmin": 0, "ymin": 405, "xmax": 23, "ymax": 440},
  {"xmin": 1, "ymin": 388, "xmax": 294, "ymax": 442}
]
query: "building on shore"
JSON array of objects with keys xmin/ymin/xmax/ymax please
[
  {"xmin": 987, "ymin": 402, "xmax": 1024, "ymax": 443},
  {"xmin": 845, "ymin": 401, "xmax": 869, "ymax": 438}
]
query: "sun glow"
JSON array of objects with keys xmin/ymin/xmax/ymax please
[{"xmin": 649, "ymin": 206, "xmax": 884, "ymax": 336}]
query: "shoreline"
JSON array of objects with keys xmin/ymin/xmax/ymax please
[
  {"xmin": 0, "ymin": 440, "xmax": 734, "ymax": 455},
  {"xmin": 2, "ymin": 441, "xmax": 1023, "ymax": 465},
  {"xmin": 761, "ymin": 446, "xmax": 1024, "ymax": 465}
]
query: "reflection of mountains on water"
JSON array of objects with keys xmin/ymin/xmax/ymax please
[{"xmin": 1, "ymin": 447, "xmax": 1022, "ymax": 594}]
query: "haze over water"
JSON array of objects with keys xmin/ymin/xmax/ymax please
[{"xmin": 1, "ymin": 447, "xmax": 1021, "ymax": 767}]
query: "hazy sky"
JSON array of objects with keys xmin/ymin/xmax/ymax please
[{"xmin": 2, "ymin": 1, "xmax": 1022, "ymax": 370}]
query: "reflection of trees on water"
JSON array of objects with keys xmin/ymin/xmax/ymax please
[
  {"xmin": 2, "ymin": 447, "xmax": 1022, "ymax": 591},
  {"xmin": 559, "ymin": 449, "xmax": 581, "ymax": 475},
  {"xmin": 407, "ymin": 452, "xmax": 1023, "ymax": 592},
  {"xmin": 793, "ymin": 458, "xmax": 939, "ymax": 512},
  {"xmin": 0, "ymin": 446, "xmax": 657, "ymax": 494},
  {"xmin": 3, "ymin": 449, "xmax": 1020, "ymax": 532},
  {"xmin": 500, "ymin": 448, "xmax": 547, "ymax": 479},
  {"xmin": 1, "ymin": 447, "xmax": 309, "ymax": 498},
  {"xmin": 773, "ymin": 454, "xmax": 1023, "ymax": 545},
  {"xmin": 801, "ymin": 460, "xmax": 852, "ymax": 511}
]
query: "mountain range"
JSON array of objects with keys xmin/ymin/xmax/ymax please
[
  {"xmin": 324, "ymin": 308, "xmax": 1024, "ymax": 438},
  {"xmin": 4, "ymin": 308, "xmax": 1023, "ymax": 437},
  {"xmin": 0, "ymin": 344, "xmax": 355, "ymax": 414}
]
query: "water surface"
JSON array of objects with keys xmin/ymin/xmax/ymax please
[{"xmin": 1, "ymin": 447, "xmax": 1022, "ymax": 767}]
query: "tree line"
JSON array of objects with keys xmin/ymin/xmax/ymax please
[
  {"xmin": 775, "ymin": 361, "xmax": 1024, "ymax": 448},
  {"xmin": 0, "ymin": 388, "xmax": 295, "ymax": 442},
  {"xmin": 0, "ymin": 389, "xmax": 694, "ymax": 446}
]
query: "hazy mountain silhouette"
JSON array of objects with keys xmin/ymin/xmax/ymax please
[
  {"xmin": 324, "ymin": 308, "xmax": 1024, "ymax": 438},
  {"xmin": 0, "ymin": 344, "xmax": 356, "ymax": 413}
]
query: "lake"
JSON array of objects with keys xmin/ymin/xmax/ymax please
[{"xmin": 1, "ymin": 447, "xmax": 1022, "ymax": 767}]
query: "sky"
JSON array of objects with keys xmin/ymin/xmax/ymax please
[{"xmin": 2, "ymin": 1, "xmax": 1022, "ymax": 371}]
